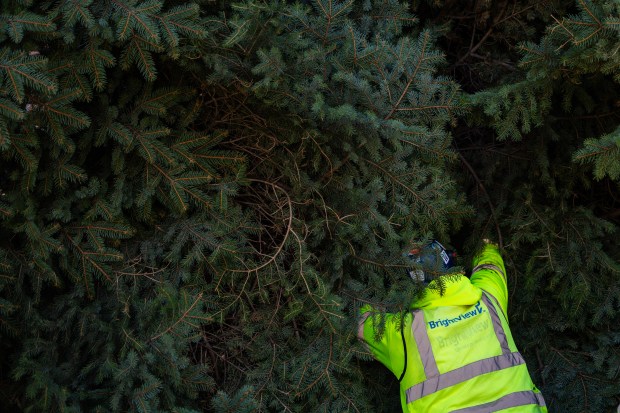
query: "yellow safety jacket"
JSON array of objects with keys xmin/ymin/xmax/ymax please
[{"xmin": 358, "ymin": 244, "xmax": 547, "ymax": 412}]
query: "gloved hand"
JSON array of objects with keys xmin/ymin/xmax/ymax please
[{"xmin": 405, "ymin": 240, "xmax": 456, "ymax": 283}]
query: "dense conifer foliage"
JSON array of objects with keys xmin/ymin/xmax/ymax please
[{"xmin": 0, "ymin": 1, "xmax": 618, "ymax": 412}]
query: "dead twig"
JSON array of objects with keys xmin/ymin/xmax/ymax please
[{"xmin": 458, "ymin": 152, "xmax": 503, "ymax": 248}]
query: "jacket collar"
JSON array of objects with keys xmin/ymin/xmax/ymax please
[{"xmin": 412, "ymin": 274, "xmax": 482, "ymax": 309}]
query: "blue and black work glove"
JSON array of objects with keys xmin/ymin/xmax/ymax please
[{"xmin": 405, "ymin": 240, "xmax": 457, "ymax": 284}]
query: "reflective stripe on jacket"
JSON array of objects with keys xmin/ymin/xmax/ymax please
[{"xmin": 359, "ymin": 244, "xmax": 547, "ymax": 412}]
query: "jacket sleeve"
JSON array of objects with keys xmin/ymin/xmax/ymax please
[
  {"xmin": 358, "ymin": 305, "xmax": 404, "ymax": 375},
  {"xmin": 469, "ymin": 243, "xmax": 509, "ymax": 316}
]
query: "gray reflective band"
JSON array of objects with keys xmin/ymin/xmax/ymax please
[
  {"xmin": 481, "ymin": 293, "xmax": 510, "ymax": 354},
  {"xmin": 472, "ymin": 263, "xmax": 505, "ymax": 282},
  {"xmin": 407, "ymin": 292, "xmax": 521, "ymax": 403},
  {"xmin": 484, "ymin": 289, "xmax": 507, "ymax": 319},
  {"xmin": 450, "ymin": 390, "xmax": 546, "ymax": 413},
  {"xmin": 357, "ymin": 312, "xmax": 371, "ymax": 340},
  {"xmin": 405, "ymin": 352, "xmax": 526, "ymax": 402},
  {"xmin": 412, "ymin": 310, "xmax": 439, "ymax": 378}
]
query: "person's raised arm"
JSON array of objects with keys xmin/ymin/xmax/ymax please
[{"xmin": 469, "ymin": 241, "xmax": 508, "ymax": 315}]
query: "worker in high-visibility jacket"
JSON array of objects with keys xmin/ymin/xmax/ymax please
[{"xmin": 358, "ymin": 241, "xmax": 547, "ymax": 412}]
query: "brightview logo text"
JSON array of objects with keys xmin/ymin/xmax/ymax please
[{"xmin": 428, "ymin": 302, "xmax": 485, "ymax": 329}]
